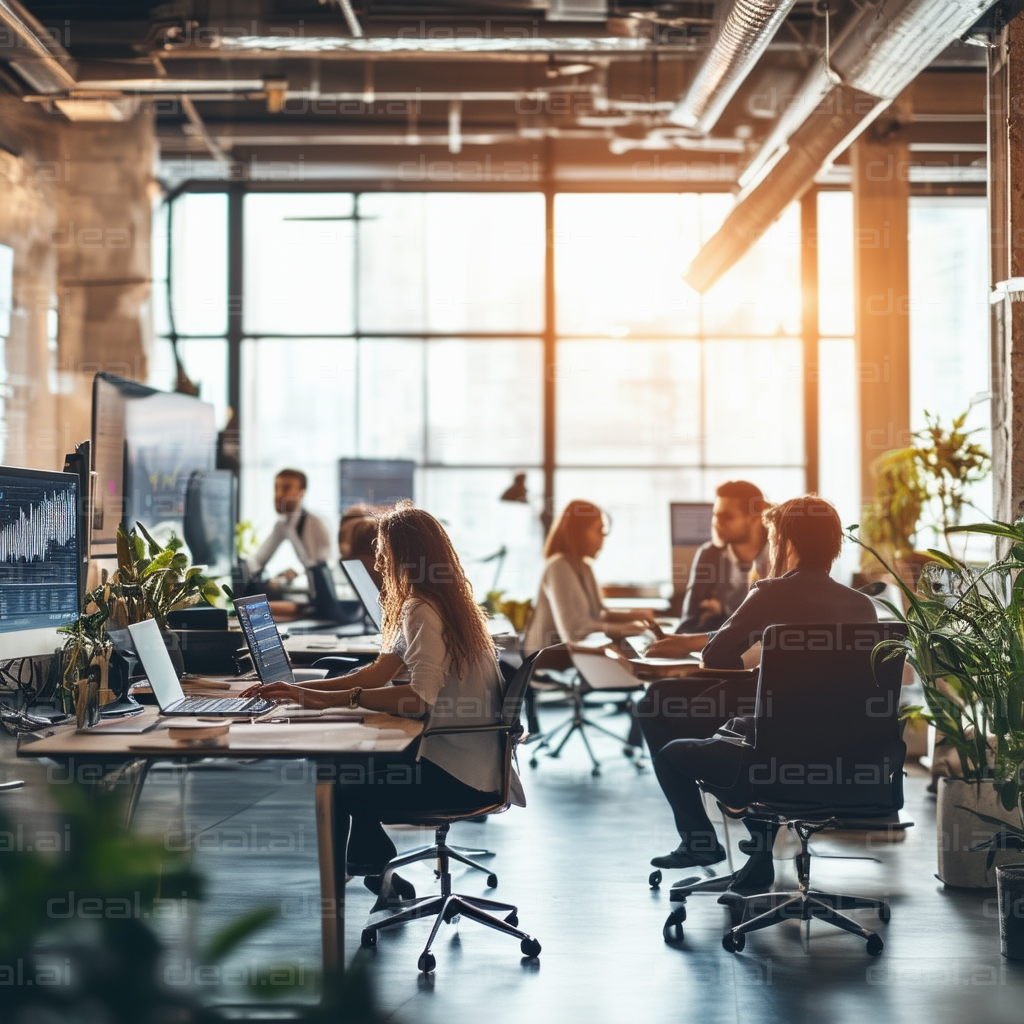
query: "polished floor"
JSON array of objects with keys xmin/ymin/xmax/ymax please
[{"xmin": 7, "ymin": 702, "xmax": 1024, "ymax": 1023}]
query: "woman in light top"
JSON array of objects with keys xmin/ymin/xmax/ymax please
[
  {"xmin": 523, "ymin": 499, "xmax": 657, "ymax": 654},
  {"xmin": 244, "ymin": 502, "xmax": 520, "ymax": 887}
]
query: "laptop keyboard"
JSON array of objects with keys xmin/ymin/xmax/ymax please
[{"xmin": 175, "ymin": 698, "xmax": 270, "ymax": 714}]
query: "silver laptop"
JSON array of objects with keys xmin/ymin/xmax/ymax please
[
  {"xmin": 234, "ymin": 594, "xmax": 329, "ymax": 684},
  {"xmin": 339, "ymin": 559, "xmax": 383, "ymax": 638},
  {"xmin": 127, "ymin": 619, "xmax": 274, "ymax": 717}
]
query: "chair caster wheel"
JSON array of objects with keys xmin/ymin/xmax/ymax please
[
  {"xmin": 418, "ymin": 952, "xmax": 436, "ymax": 973},
  {"xmin": 505, "ymin": 911, "xmax": 518, "ymax": 926},
  {"xmin": 591, "ymin": 766, "xmax": 600, "ymax": 777},
  {"xmin": 649, "ymin": 869, "xmax": 662, "ymax": 889},
  {"xmin": 877, "ymin": 905, "xmax": 890, "ymax": 923},
  {"xmin": 487, "ymin": 873, "xmax": 498, "ymax": 888},
  {"xmin": 722, "ymin": 930, "xmax": 745, "ymax": 953},
  {"xmin": 361, "ymin": 929, "xmax": 376, "ymax": 948},
  {"xmin": 663, "ymin": 906, "xmax": 686, "ymax": 944},
  {"xmin": 529, "ymin": 759, "xmax": 538, "ymax": 769},
  {"xmin": 866, "ymin": 934, "xmax": 884, "ymax": 956},
  {"xmin": 520, "ymin": 937, "xmax": 541, "ymax": 958},
  {"xmin": 623, "ymin": 746, "xmax": 634, "ymax": 758}
]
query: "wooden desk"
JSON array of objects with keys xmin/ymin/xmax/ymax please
[{"xmin": 18, "ymin": 707, "xmax": 421, "ymax": 977}]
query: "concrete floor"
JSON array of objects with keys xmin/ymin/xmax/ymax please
[{"xmin": 7, "ymin": 702, "xmax": 1024, "ymax": 1023}]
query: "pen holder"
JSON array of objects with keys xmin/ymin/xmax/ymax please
[{"xmin": 74, "ymin": 677, "xmax": 100, "ymax": 731}]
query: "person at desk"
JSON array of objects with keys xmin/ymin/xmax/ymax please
[
  {"xmin": 676, "ymin": 480, "xmax": 770, "ymax": 634},
  {"xmin": 523, "ymin": 499, "xmax": 657, "ymax": 654},
  {"xmin": 338, "ymin": 504, "xmax": 384, "ymax": 590},
  {"xmin": 243, "ymin": 502, "xmax": 516, "ymax": 892},
  {"xmin": 247, "ymin": 468, "xmax": 333, "ymax": 598},
  {"xmin": 643, "ymin": 496, "xmax": 877, "ymax": 871}
]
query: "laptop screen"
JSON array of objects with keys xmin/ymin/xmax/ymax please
[
  {"xmin": 234, "ymin": 595, "xmax": 295, "ymax": 684},
  {"xmin": 340, "ymin": 559, "xmax": 383, "ymax": 631},
  {"xmin": 127, "ymin": 618, "xmax": 187, "ymax": 710}
]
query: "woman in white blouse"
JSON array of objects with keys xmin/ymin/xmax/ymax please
[
  {"xmin": 245, "ymin": 503, "xmax": 518, "ymax": 890},
  {"xmin": 523, "ymin": 499, "xmax": 657, "ymax": 654}
]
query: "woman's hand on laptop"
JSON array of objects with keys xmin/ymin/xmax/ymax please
[
  {"xmin": 240, "ymin": 681, "xmax": 341, "ymax": 709},
  {"xmin": 646, "ymin": 633, "xmax": 708, "ymax": 659}
]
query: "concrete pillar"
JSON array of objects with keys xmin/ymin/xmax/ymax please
[
  {"xmin": 0, "ymin": 98, "xmax": 154, "ymax": 471},
  {"xmin": 851, "ymin": 101, "xmax": 913, "ymax": 509},
  {"xmin": 989, "ymin": 13, "xmax": 1024, "ymax": 523}
]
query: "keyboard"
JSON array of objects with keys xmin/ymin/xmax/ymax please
[{"xmin": 172, "ymin": 697, "xmax": 272, "ymax": 715}]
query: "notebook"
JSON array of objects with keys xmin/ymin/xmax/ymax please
[
  {"xmin": 127, "ymin": 619, "xmax": 274, "ymax": 717},
  {"xmin": 233, "ymin": 594, "xmax": 329, "ymax": 684}
]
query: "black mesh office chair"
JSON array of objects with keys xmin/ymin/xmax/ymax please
[
  {"xmin": 660, "ymin": 623, "xmax": 910, "ymax": 956},
  {"xmin": 359, "ymin": 649, "xmax": 546, "ymax": 973}
]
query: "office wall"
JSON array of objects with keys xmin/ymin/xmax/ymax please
[{"xmin": 0, "ymin": 92, "xmax": 154, "ymax": 471}]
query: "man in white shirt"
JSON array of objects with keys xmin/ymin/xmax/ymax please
[{"xmin": 246, "ymin": 469, "xmax": 333, "ymax": 587}]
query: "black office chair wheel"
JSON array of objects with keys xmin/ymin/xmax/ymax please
[
  {"xmin": 418, "ymin": 952, "xmax": 436, "ymax": 974},
  {"xmin": 360, "ymin": 929, "xmax": 377, "ymax": 948},
  {"xmin": 529, "ymin": 757, "xmax": 538, "ymax": 768},
  {"xmin": 520, "ymin": 937, "xmax": 541, "ymax": 958},
  {"xmin": 722, "ymin": 930, "xmax": 745, "ymax": 953},
  {"xmin": 623, "ymin": 746, "xmax": 634, "ymax": 758},
  {"xmin": 877, "ymin": 904, "xmax": 891, "ymax": 923},
  {"xmin": 443, "ymin": 904, "xmax": 461, "ymax": 925},
  {"xmin": 866, "ymin": 934, "xmax": 884, "ymax": 956},
  {"xmin": 487, "ymin": 873, "xmax": 498, "ymax": 888},
  {"xmin": 649, "ymin": 869, "xmax": 662, "ymax": 889},
  {"xmin": 505, "ymin": 911, "xmax": 518, "ymax": 927},
  {"xmin": 662, "ymin": 906, "xmax": 686, "ymax": 944},
  {"xmin": 590, "ymin": 766, "xmax": 600, "ymax": 777}
]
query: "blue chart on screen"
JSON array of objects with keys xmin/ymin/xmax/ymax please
[{"xmin": 0, "ymin": 473, "xmax": 79, "ymax": 633}]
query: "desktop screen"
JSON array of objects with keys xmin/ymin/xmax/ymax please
[
  {"xmin": 338, "ymin": 458, "xmax": 415, "ymax": 513},
  {"xmin": 670, "ymin": 503, "xmax": 714, "ymax": 548},
  {"xmin": 183, "ymin": 470, "xmax": 236, "ymax": 578},
  {"xmin": 0, "ymin": 466, "xmax": 80, "ymax": 658}
]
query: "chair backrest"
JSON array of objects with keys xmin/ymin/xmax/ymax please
[
  {"xmin": 500, "ymin": 650, "xmax": 543, "ymax": 734},
  {"xmin": 747, "ymin": 623, "xmax": 908, "ymax": 812}
]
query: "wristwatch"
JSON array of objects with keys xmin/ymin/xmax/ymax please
[{"xmin": 348, "ymin": 687, "xmax": 362, "ymax": 709}]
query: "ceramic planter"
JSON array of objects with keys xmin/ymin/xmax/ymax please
[
  {"xmin": 997, "ymin": 865, "xmax": 1024, "ymax": 959},
  {"xmin": 936, "ymin": 777, "xmax": 1023, "ymax": 889}
]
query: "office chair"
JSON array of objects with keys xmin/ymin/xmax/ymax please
[
  {"xmin": 659, "ymin": 623, "xmax": 911, "ymax": 956},
  {"xmin": 359, "ymin": 650, "xmax": 545, "ymax": 973},
  {"xmin": 526, "ymin": 645, "xmax": 645, "ymax": 776},
  {"xmin": 305, "ymin": 562, "xmax": 365, "ymax": 626}
]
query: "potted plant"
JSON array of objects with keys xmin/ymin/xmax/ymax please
[
  {"xmin": 58, "ymin": 523, "xmax": 222, "ymax": 714},
  {"xmin": 860, "ymin": 407, "xmax": 990, "ymax": 586},
  {"xmin": 851, "ymin": 519, "xmax": 1024, "ymax": 888}
]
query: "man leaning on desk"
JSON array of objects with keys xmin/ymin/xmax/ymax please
[
  {"xmin": 246, "ymin": 468, "xmax": 333, "ymax": 598},
  {"xmin": 674, "ymin": 480, "xmax": 770, "ymax": 635}
]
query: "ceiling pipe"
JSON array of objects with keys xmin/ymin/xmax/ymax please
[
  {"xmin": 669, "ymin": 0, "xmax": 798, "ymax": 133},
  {"xmin": 685, "ymin": 0, "xmax": 998, "ymax": 293},
  {"xmin": 0, "ymin": 0, "xmax": 76, "ymax": 93}
]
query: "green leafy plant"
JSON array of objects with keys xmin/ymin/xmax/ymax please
[
  {"xmin": 860, "ymin": 407, "xmax": 990, "ymax": 566},
  {"xmin": 850, "ymin": 520, "xmax": 1024, "ymax": 818},
  {"xmin": 56, "ymin": 523, "xmax": 223, "ymax": 708}
]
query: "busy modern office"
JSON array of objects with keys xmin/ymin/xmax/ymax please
[{"xmin": 0, "ymin": 1, "xmax": 1021, "ymax": 1022}]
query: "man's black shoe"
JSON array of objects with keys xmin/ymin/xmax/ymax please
[{"xmin": 650, "ymin": 843, "xmax": 727, "ymax": 870}]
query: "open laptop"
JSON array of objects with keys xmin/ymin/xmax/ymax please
[
  {"xmin": 234, "ymin": 594, "xmax": 330, "ymax": 684},
  {"xmin": 339, "ymin": 559, "xmax": 383, "ymax": 633},
  {"xmin": 127, "ymin": 618, "xmax": 275, "ymax": 717}
]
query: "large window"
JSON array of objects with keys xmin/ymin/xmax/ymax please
[{"xmin": 153, "ymin": 188, "xmax": 989, "ymax": 597}]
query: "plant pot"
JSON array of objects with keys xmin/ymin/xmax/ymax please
[
  {"xmin": 936, "ymin": 777, "xmax": 1023, "ymax": 888},
  {"xmin": 997, "ymin": 865, "xmax": 1024, "ymax": 959}
]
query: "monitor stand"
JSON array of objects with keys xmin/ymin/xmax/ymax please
[{"xmin": 100, "ymin": 649, "xmax": 145, "ymax": 718}]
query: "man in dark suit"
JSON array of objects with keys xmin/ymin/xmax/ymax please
[{"xmin": 644, "ymin": 496, "xmax": 877, "ymax": 872}]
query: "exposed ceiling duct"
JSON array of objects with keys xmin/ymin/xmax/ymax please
[
  {"xmin": 0, "ymin": 0, "xmax": 75, "ymax": 93},
  {"xmin": 669, "ymin": 0, "xmax": 798, "ymax": 133},
  {"xmin": 685, "ymin": 0, "xmax": 999, "ymax": 293}
]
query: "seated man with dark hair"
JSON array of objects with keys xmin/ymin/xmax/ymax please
[
  {"xmin": 644, "ymin": 496, "xmax": 877, "ymax": 871},
  {"xmin": 676, "ymin": 480, "xmax": 770, "ymax": 634}
]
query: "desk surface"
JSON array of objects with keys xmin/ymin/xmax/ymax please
[{"xmin": 18, "ymin": 706, "xmax": 421, "ymax": 760}]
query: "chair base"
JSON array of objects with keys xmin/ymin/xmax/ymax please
[
  {"xmin": 362, "ymin": 823, "xmax": 541, "ymax": 972},
  {"xmin": 527, "ymin": 688, "xmax": 643, "ymax": 775}
]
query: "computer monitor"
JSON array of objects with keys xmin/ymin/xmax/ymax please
[
  {"xmin": 340, "ymin": 558, "xmax": 383, "ymax": 632},
  {"xmin": 183, "ymin": 470, "xmax": 237, "ymax": 578},
  {"xmin": 338, "ymin": 458, "xmax": 414, "ymax": 513},
  {"xmin": 123, "ymin": 390, "xmax": 216, "ymax": 541},
  {"xmin": 670, "ymin": 502, "xmax": 715, "ymax": 548},
  {"xmin": 0, "ymin": 465, "xmax": 81, "ymax": 659}
]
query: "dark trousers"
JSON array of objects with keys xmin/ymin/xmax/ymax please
[
  {"xmin": 636, "ymin": 672, "xmax": 759, "ymax": 756},
  {"xmin": 653, "ymin": 736, "xmax": 753, "ymax": 851},
  {"xmin": 330, "ymin": 740, "xmax": 499, "ymax": 873}
]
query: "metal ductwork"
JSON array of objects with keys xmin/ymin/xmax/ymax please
[
  {"xmin": 685, "ymin": 0, "xmax": 999, "ymax": 293},
  {"xmin": 0, "ymin": 0, "xmax": 76, "ymax": 93},
  {"xmin": 669, "ymin": 0, "xmax": 798, "ymax": 133}
]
